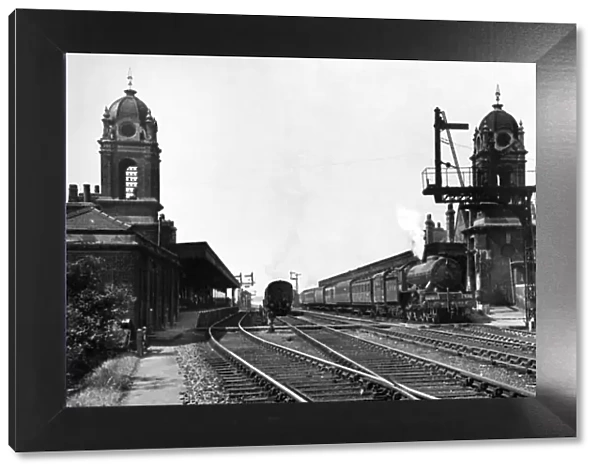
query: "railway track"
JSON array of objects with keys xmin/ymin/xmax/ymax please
[
  {"xmin": 279, "ymin": 318, "xmax": 534, "ymax": 399},
  {"xmin": 439, "ymin": 324, "xmax": 536, "ymax": 342},
  {"xmin": 426, "ymin": 326, "xmax": 536, "ymax": 352},
  {"xmin": 207, "ymin": 311, "xmax": 420, "ymax": 403},
  {"xmin": 298, "ymin": 311, "xmax": 536, "ymax": 374}
]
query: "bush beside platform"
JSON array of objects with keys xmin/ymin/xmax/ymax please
[{"xmin": 66, "ymin": 256, "xmax": 137, "ymax": 389}]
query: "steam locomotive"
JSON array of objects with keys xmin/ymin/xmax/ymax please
[
  {"xmin": 300, "ymin": 243, "xmax": 475, "ymax": 324},
  {"xmin": 263, "ymin": 280, "xmax": 295, "ymax": 324}
]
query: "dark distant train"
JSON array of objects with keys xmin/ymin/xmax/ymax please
[
  {"xmin": 300, "ymin": 243, "xmax": 475, "ymax": 324},
  {"xmin": 263, "ymin": 280, "xmax": 295, "ymax": 322}
]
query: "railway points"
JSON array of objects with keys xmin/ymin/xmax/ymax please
[
  {"xmin": 204, "ymin": 311, "xmax": 421, "ymax": 402},
  {"xmin": 295, "ymin": 310, "xmax": 536, "ymax": 374},
  {"xmin": 120, "ymin": 302, "xmax": 536, "ymax": 405},
  {"xmin": 277, "ymin": 315, "xmax": 534, "ymax": 398}
]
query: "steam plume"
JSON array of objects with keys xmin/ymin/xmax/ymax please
[{"xmin": 396, "ymin": 207, "xmax": 424, "ymax": 259}]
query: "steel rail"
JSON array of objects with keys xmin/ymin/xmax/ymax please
[
  {"xmin": 420, "ymin": 326, "xmax": 536, "ymax": 351},
  {"xmin": 301, "ymin": 311, "xmax": 536, "ymax": 373},
  {"xmin": 360, "ymin": 325, "xmax": 536, "ymax": 373},
  {"xmin": 286, "ymin": 314, "xmax": 533, "ymax": 398},
  {"xmin": 208, "ymin": 311, "xmax": 309, "ymax": 403},
  {"xmin": 277, "ymin": 318, "xmax": 437, "ymax": 400},
  {"xmin": 325, "ymin": 325, "xmax": 535, "ymax": 398},
  {"xmin": 237, "ymin": 313, "xmax": 423, "ymax": 401}
]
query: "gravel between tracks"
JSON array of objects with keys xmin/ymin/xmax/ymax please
[
  {"xmin": 176, "ymin": 342, "xmax": 234, "ymax": 405},
  {"xmin": 353, "ymin": 330, "xmax": 536, "ymax": 393},
  {"xmin": 257, "ymin": 330, "xmax": 326, "ymax": 358}
]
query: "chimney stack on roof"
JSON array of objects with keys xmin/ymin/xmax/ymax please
[
  {"xmin": 83, "ymin": 184, "xmax": 91, "ymax": 202},
  {"xmin": 94, "ymin": 185, "xmax": 100, "ymax": 194},
  {"xmin": 424, "ymin": 214, "xmax": 435, "ymax": 245},
  {"xmin": 68, "ymin": 184, "xmax": 78, "ymax": 202},
  {"xmin": 446, "ymin": 203, "xmax": 456, "ymax": 243}
]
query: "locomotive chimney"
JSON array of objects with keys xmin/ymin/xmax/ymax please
[
  {"xmin": 83, "ymin": 184, "xmax": 91, "ymax": 202},
  {"xmin": 446, "ymin": 203, "xmax": 456, "ymax": 242},
  {"xmin": 68, "ymin": 184, "xmax": 78, "ymax": 202},
  {"xmin": 424, "ymin": 214, "xmax": 435, "ymax": 245}
]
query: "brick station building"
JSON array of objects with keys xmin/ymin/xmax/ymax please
[
  {"xmin": 452, "ymin": 92, "xmax": 536, "ymax": 306},
  {"xmin": 67, "ymin": 74, "xmax": 239, "ymax": 332}
]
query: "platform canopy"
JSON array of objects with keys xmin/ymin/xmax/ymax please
[{"xmin": 175, "ymin": 242, "xmax": 239, "ymax": 292}]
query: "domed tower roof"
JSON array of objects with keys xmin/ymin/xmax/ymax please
[
  {"xmin": 107, "ymin": 70, "xmax": 149, "ymax": 124},
  {"xmin": 478, "ymin": 85, "xmax": 519, "ymax": 134}
]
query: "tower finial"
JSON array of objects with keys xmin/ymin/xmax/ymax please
[
  {"xmin": 125, "ymin": 68, "xmax": 137, "ymax": 95},
  {"xmin": 493, "ymin": 84, "xmax": 503, "ymax": 109}
]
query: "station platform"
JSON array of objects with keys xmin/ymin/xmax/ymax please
[
  {"xmin": 471, "ymin": 305, "xmax": 530, "ymax": 329},
  {"xmin": 147, "ymin": 310, "xmax": 200, "ymax": 343},
  {"xmin": 121, "ymin": 345, "xmax": 183, "ymax": 406}
]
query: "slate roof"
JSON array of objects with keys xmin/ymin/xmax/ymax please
[
  {"xmin": 67, "ymin": 206, "xmax": 132, "ymax": 232},
  {"xmin": 175, "ymin": 242, "xmax": 239, "ymax": 288}
]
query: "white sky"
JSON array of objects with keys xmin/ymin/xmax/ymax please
[{"xmin": 67, "ymin": 54, "xmax": 535, "ymax": 298}]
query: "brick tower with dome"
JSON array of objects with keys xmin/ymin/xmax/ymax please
[
  {"xmin": 95, "ymin": 70, "xmax": 176, "ymax": 245},
  {"xmin": 453, "ymin": 86, "xmax": 535, "ymax": 306}
]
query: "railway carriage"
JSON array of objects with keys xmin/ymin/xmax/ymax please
[
  {"xmin": 300, "ymin": 243, "xmax": 475, "ymax": 323},
  {"xmin": 300, "ymin": 288, "xmax": 316, "ymax": 306},
  {"xmin": 372, "ymin": 272, "xmax": 386, "ymax": 305},
  {"xmin": 333, "ymin": 280, "xmax": 352, "ymax": 306},
  {"xmin": 351, "ymin": 277, "xmax": 373, "ymax": 314},
  {"xmin": 324, "ymin": 286, "xmax": 335, "ymax": 305},
  {"xmin": 314, "ymin": 286, "xmax": 325, "ymax": 306}
]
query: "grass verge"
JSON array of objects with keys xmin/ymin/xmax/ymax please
[{"xmin": 67, "ymin": 354, "xmax": 139, "ymax": 407}]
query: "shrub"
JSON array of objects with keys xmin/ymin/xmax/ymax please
[{"xmin": 66, "ymin": 256, "xmax": 136, "ymax": 386}]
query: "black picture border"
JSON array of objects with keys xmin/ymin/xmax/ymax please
[{"xmin": 9, "ymin": 9, "xmax": 577, "ymax": 452}]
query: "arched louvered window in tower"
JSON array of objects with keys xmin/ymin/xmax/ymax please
[
  {"xmin": 118, "ymin": 158, "xmax": 138, "ymax": 199},
  {"xmin": 125, "ymin": 165, "xmax": 138, "ymax": 199}
]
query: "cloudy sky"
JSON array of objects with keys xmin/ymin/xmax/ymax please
[{"xmin": 67, "ymin": 54, "xmax": 535, "ymax": 298}]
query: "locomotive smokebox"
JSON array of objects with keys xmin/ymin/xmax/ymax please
[{"xmin": 406, "ymin": 256, "xmax": 463, "ymax": 292}]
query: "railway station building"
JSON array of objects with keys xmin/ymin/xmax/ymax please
[
  {"xmin": 67, "ymin": 75, "xmax": 239, "ymax": 332},
  {"xmin": 450, "ymin": 93, "xmax": 536, "ymax": 307}
]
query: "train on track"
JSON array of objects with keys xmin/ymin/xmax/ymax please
[
  {"xmin": 300, "ymin": 242, "xmax": 475, "ymax": 324},
  {"xmin": 263, "ymin": 280, "xmax": 295, "ymax": 327}
]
